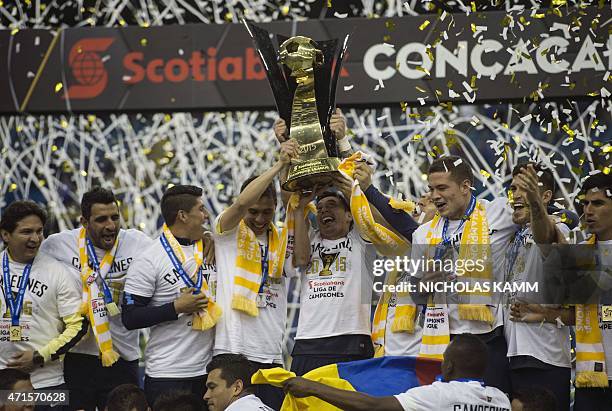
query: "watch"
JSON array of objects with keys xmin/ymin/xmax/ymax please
[{"xmin": 33, "ymin": 351, "xmax": 44, "ymax": 368}]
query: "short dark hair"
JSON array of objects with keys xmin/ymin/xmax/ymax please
[
  {"xmin": 0, "ymin": 368, "xmax": 30, "ymax": 390},
  {"xmin": 428, "ymin": 155, "xmax": 474, "ymax": 186},
  {"xmin": 0, "ymin": 201, "xmax": 47, "ymax": 234},
  {"xmin": 81, "ymin": 187, "xmax": 118, "ymax": 220},
  {"xmin": 240, "ymin": 175, "xmax": 277, "ymax": 203},
  {"xmin": 206, "ymin": 354, "xmax": 254, "ymax": 393},
  {"xmin": 512, "ymin": 386, "xmax": 557, "ymax": 411},
  {"xmin": 512, "ymin": 162, "xmax": 555, "ymax": 193},
  {"xmin": 106, "ymin": 384, "xmax": 148, "ymax": 411},
  {"xmin": 152, "ymin": 391, "xmax": 201, "ymax": 411},
  {"xmin": 161, "ymin": 185, "xmax": 203, "ymax": 226},
  {"xmin": 445, "ymin": 334, "xmax": 488, "ymax": 377},
  {"xmin": 581, "ymin": 171, "xmax": 612, "ymax": 198},
  {"xmin": 316, "ymin": 188, "xmax": 349, "ymax": 211}
]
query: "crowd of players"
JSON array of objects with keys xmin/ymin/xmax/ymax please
[{"xmin": 1, "ymin": 113, "xmax": 611, "ymax": 411}]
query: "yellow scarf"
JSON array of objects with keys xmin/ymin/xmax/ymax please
[
  {"xmin": 575, "ymin": 235, "xmax": 609, "ymax": 387},
  {"xmin": 161, "ymin": 225, "xmax": 221, "ymax": 330},
  {"xmin": 338, "ymin": 152, "xmax": 411, "ymax": 257},
  {"xmin": 372, "ymin": 270, "xmax": 417, "ymax": 357},
  {"xmin": 231, "ymin": 198, "xmax": 298, "ymax": 317},
  {"xmin": 427, "ymin": 201, "xmax": 494, "ymax": 323},
  {"xmin": 418, "ymin": 201, "xmax": 493, "ymax": 360},
  {"xmin": 77, "ymin": 228, "xmax": 120, "ymax": 367}
]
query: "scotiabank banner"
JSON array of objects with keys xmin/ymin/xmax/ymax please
[{"xmin": 0, "ymin": 7, "xmax": 609, "ymax": 114}]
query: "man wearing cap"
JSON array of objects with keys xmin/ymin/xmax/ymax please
[{"xmin": 291, "ymin": 186, "xmax": 377, "ymax": 375}]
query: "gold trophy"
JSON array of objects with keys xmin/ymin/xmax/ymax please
[
  {"xmin": 244, "ymin": 22, "xmax": 350, "ymax": 191},
  {"xmin": 319, "ymin": 251, "xmax": 339, "ymax": 276}
]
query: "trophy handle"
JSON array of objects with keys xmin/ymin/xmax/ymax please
[
  {"xmin": 243, "ymin": 21, "xmax": 293, "ymax": 126},
  {"xmin": 328, "ymin": 33, "xmax": 351, "ymax": 122}
]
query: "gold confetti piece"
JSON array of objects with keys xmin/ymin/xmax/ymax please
[
  {"xmin": 594, "ymin": 141, "xmax": 602, "ymax": 147},
  {"xmin": 38, "ymin": 179, "xmax": 46, "ymax": 187},
  {"xmin": 415, "ymin": 86, "xmax": 427, "ymax": 93},
  {"xmin": 80, "ymin": 170, "xmax": 88, "ymax": 176},
  {"xmin": 480, "ymin": 169, "xmax": 491, "ymax": 179},
  {"xmin": 447, "ymin": 81, "xmax": 453, "ymax": 88},
  {"xmin": 507, "ymin": 189, "xmax": 514, "ymax": 204},
  {"xmin": 562, "ymin": 124, "xmax": 575, "ymax": 137},
  {"xmin": 426, "ymin": 47, "xmax": 434, "ymax": 62},
  {"xmin": 533, "ymin": 13, "xmax": 545, "ymax": 19},
  {"xmin": 119, "ymin": 19, "xmax": 126, "ymax": 26},
  {"xmin": 9, "ymin": 183, "xmax": 17, "ymax": 191},
  {"xmin": 207, "ymin": 153, "xmax": 215, "ymax": 161},
  {"xmin": 408, "ymin": 113, "xmax": 420, "ymax": 118},
  {"xmin": 588, "ymin": 91, "xmax": 599, "ymax": 96},
  {"xmin": 471, "ymin": 23, "xmax": 476, "ymax": 33},
  {"xmin": 51, "ymin": 145, "xmax": 58, "ymax": 152},
  {"xmin": 164, "ymin": 114, "xmax": 171, "ymax": 122},
  {"xmin": 471, "ymin": 1, "xmax": 476, "ymax": 12},
  {"xmin": 140, "ymin": 38, "xmax": 148, "ymax": 47},
  {"xmin": 383, "ymin": 35, "xmax": 392, "ymax": 42},
  {"xmin": 400, "ymin": 101, "xmax": 408, "ymax": 112},
  {"xmin": 416, "ymin": 66, "xmax": 431, "ymax": 76},
  {"xmin": 413, "ymin": 134, "xmax": 423, "ymax": 141},
  {"xmin": 224, "ymin": 12, "xmax": 233, "ymax": 21},
  {"xmin": 602, "ymin": 145, "xmax": 611, "ymax": 153},
  {"xmin": 60, "ymin": 120, "xmax": 68, "ymax": 128},
  {"xmin": 11, "ymin": 28, "xmax": 19, "ymax": 35},
  {"xmin": 141, "ymin": 22, "xmax": 150, "ymax": 28},
  {"xmin": 552, "ymin": 0, "xmax": 567, "ymax": 5},
  {"xmin": 604, "ymin": 167, "xmax": 611, "ymax": 175},
  {"xmin": 519, "ymin": 16, "xmax": 530, "ymax": 26},
  {"xmin": 216, "ymin": 183, "xmax": 225, "ymax": 190},
  {"xmin": 54, "ymin": 82, "xmax": 63, "ymax": 93},
  {"xmin": 435, "ymin": 89, "xmax": 442, "ymax": 96},
  {"xmin": 281, "ymin": 5, "xmax": 290, "ymax": 15},
  {"xmin": 470, "ymin": 75, "xmax": 477, "ymax": 88},
  {"xmin": 87, "ymin": 114, "xmax": 96, "ymax": 123},
  {"xmin": 385, "ymin": 20, "xmax": 396, "ymax": 30},
  {"xmin": 419, "ymin": 20, "xmax": 430, "ymax": 31}
]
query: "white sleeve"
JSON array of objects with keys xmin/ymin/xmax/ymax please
[
  {"xmin": 124, "ymin": 255, "xmax": 157, "ymax": 297},
  {"xmin": 214, "ymin": 212, "xmax": 239, "ymax": 237},
  {"xmin": 394, "ymin": 385, "xmax": 440, "ymax": 410},
  {"xmin": 39, "ymin": 235, "xmax": 60, "ymax": 258},
  {"xmin": 55, "ymin": 263, "xmax": 82, "ymax": 317},
  {"xmin": 410, "ymin": 227, "xmax": 428, "ymax": 280}
]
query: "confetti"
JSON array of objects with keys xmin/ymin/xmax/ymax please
[{"xmin": 419, "ymin": 20, "xmax": 430, "ymax": 31}]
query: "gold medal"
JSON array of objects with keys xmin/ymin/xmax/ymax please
[
  {"xmin": 602, "ymin": 305, "xmax": 612, "ymax": 323},
  {"xmin": 106, "ymin": 302, "xmax": 120, "ymax": 316},
  {"xmin": 9, "ymin": 325, "xmax": 22, "ymax": 342}
]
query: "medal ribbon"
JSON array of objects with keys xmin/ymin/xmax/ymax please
[{"xmin": 2, "ymin": 252, "xmax": 32, "ymax": 327}]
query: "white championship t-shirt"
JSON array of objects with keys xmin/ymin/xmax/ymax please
[
  {"xmin": 225, "ymin": 394, "xmax": 274, "ymax": 411},
  {"xmin": 213, "ymin": 215, "xmax": 294, "ymax": 364},
  {"xmin": 296, "ymin": 228, "xmax": 377, "ymax": 340},
  {"xmin": 384, "ymin": 271, "xmax": 424, "ymax": 357},
  {"xmin": 503, "ymin": 224, "xmax": 572, "ymax": 368},
  {"xmin": 39, "ymin": 228, "xmax": 152, "ymax": 361},
  {"xmin": 592, "ymin": 239, "xmax": 612, "ymax": 379},
  {"xmin": 123, "ymin": 237, "xmax": 215, "ymax": 378},
  {"xmin": 411, "ymin": 198, "xmax": 517, "ymax": 335},
  {"xmin": 394, "ymin": 380, "xmax": 511, "ymax": 411},
  {"xmin": 0, "ymin": 252, "xmax": 82, "ymax": 388}
]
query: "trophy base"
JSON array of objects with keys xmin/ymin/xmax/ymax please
[{"xmin": 282, "ymin": 157, "xmax": 341, "ymax": 192}]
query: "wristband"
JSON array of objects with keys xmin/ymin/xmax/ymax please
[{"xmin": 337, "ymin": 136, "xmax": 351, "ymax": 152}]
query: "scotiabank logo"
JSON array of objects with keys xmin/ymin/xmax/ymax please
[
  {"xmin": 123, "ymin": 47, "xmax": 266, "ymax": 83},
  {"xmin": 122, "ymin": 47, "xmax": 349, "ymax": 84},
  {"xmin": 64, "ymin": 38, "xmax": 115, "ymax": 100}
]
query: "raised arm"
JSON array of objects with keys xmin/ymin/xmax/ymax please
[
  {"xmin": 283, "ymin": 377, "xmax": 403, "ymax": 411},
  {"xmin": 353, "ymin": 162, "xmax": 419, "ymax": 242},
  {"xmin": 218, "ymin": 139, "xmax": 298, "ymax": 233},
  {"xmin": 293, "ymin": 190, "xmax": 315, "ymax": 269},
  {"xmin": 515, "ymin": 164, "xmax": 557, "ymax": 245}
]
